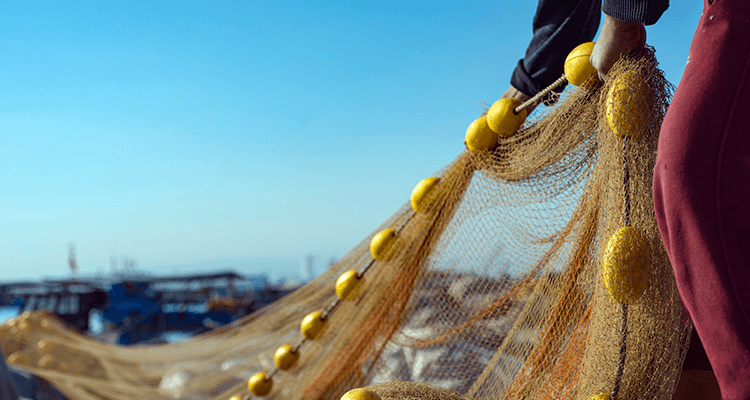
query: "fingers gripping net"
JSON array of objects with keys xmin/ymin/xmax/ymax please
[{"xmin": 0, "ymin": 48, "xmax": 690, "ymax": 400}]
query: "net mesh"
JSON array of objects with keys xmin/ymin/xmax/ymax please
[{"xmin": 0, "ymin": 47, "xmax": 691, "ymax": 400}]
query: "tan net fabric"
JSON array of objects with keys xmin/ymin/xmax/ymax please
[
  {"xmin": 0, "ymin": 47, "xmax": 690, "ymax": 400},
  {"xmin": 366, "ymin": 381, "xmax": 474, "ymax": 400}
]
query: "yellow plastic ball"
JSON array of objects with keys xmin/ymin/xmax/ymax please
[
  {"xmin": 606, "ymin": 70, "xmax": 651, "ymax": 138},
  {"xmin": 564, "ymin": 42, "xmax": 597, "ymax": 86},
  {"xmin": 410, "ymin": 177, "xmax": 440, "ymax": 212},
  {"xmin": 341, "ymin": 388, "xmax": 383, "ymax": 400},
  {"xmin": 602, "ymin": 226, "xmax": 650, "ymax": 304},
  {"xmin": 40, "ymin": 318, "xmax": 55, "ymax": 331},
  {"xmin": 335, "ymin": 270, "xmax": 361, "ymax": 301},
  {"xmin": 38, "ymin": 354, "xmax": 55, "ymax": 369},
  {"xmin": 370, "ymin": 228, "xmax": 397, "ymax": 261},
  {"xmin": 7, "ymin": 352, "xmax": 28, "ymax": 366},
  {"xmin": 37, "ymin": 339, "xmax": 56, "ymax": 353},
  {"xmin": 590, "ymin": 394, "xmax": 610, "ymax": 400},
  {"xmin": 465, "ymin": 115, "xmax": 498, "ymax": 151},
  {"xmin": 248, "ymin": 372, "xmax": 273, "ymax": 397},
  {"xmin": 17, "ymin": 320, "xmax": 30, "ymax": 331},
  {"xmin": 300, "ymin": 311, "xmax": 325, "ymax": 340},
  {"xmin": 486, "ymin": 98, "xmax": 527, "ymax": 137},
  {"xmin": 274, "ymin": 344, "xmax": 300, "ymax": 371}
]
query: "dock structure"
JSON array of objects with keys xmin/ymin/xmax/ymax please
[{"xmin": 0, "ymin": 270, "xmax": 301, "ymax": 344}]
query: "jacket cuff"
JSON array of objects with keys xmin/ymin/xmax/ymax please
[
  {"xmin": 511, "ymin": 59, "xmax": 567, "ymax": 100},
  {"xmin": 602, "ymin": 0, "xmax": 669, "ymax": 25}
]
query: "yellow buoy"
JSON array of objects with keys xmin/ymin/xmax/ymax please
[
  {"xmin": 38, "ymin": 354, "xmax": 55, "ymax": 369},
  {"xmin": 341, "ymin": 388, "xmax": 383, "ymax": 400},
  {"xmin": 17, "ymin": 320, "xmax": 30, "ymax": 331},
  {"xmin": 37, "ymin": 339, "xmax": 56, "ymax": 353},
  {"xmin": 465, "ymin": 115, "xmax": 498, "ymax": 151},
  {"xmin": 300, "ymin": 311, "xmax": 326, "ymax": 340},
  {"xmin": 370, "ymin": 228, "xmax": 397, "ymax": 261},
  {"xmin": 606, "ymin": 70, "xmax": 652, "ymax": 138},
  {"xmin": 564, "ymin": 42, "xmax": 597, "ymax": 86},
  {"xmin": 335, "ymin": 270, "xmax": 362, "ymax": 301},
  {"xmin": 248, "ymin": 372, "xmax": 273, "ymax": 397},
  {"xmin": 7, "ymin": 352, "xmax": 28, "ymax": 366},
  {"xmin": 486, "ymin": 98, "xmax": 527, "ymax": 137},
  {"xmin": 274, "ymin": 344, "xmax": 300, "ymax": 371},
  {"xmin": 602, "ymin": 226, "xmax": 650, "ymax": 304},
  {"xmin": 40, "ymin": 318, "xmax": 55, "ymax": 331},
  {"xmin": 410, "ymin": 177, "xmax": 440, "ymax": 212}
]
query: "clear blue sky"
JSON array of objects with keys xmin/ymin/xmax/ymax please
[{"xmin": 0, "ymin": 1, "xmax": 702, "ymax": 282}]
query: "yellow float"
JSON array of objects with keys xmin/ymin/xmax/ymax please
[
  {"xmin": 7, "ymin": 352, "xmax": 28, "ymax": 366},
  {"xmin": 340, "ymin": 388, "xmax": 382, "ymax": 400},
  {"xmin": 602, "ymin": 226, "xmax": 650, "ymax": 304},
  {"xmin": 300, "ymin": 311, "xmax": 326, "ymax": 340},
  {"xmin": 465, "ymin": 115, "xmax": 498, "ymax": 151},
  {"xmin": 247, "ymin": 372, "xmax": 273, "ymax": 397},
  {"xmin": 606, "ymin": 70, "xmax": 652, "ymax": 138},
  {"xmin": 274, "ymin": 344, "xmax": 299, "ymax": 371},
  {"xmin": 564, "ymin": 42, "xmax": 597, "ymax": 86},
  {"xmin": 410, "ymin": 177, "xmax": 440, "ymax": 212},
  {"xmin": 37, "ymin": 339, "xmax": 56, "ymax": 353},
  {"xmin": 370, "ymin": 228, "xmax": 397, "ymax": 261},
  {"xmin": 486, "ymin": 98, "xmax": 527, "ymax": 138},
  {"xmin": 335, "ymin": 270, "xmax": 362, "ymax": 301},
  {"xmin": 38, "ymin": 354, "xmax": 55, "ymax": 369}
]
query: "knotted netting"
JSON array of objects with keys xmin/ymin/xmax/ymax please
[{"xmin": 0, "ymin": 47, "xmax": 691, "ymax": 400}]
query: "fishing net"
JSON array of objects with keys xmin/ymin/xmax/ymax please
[{"xmin": 0, "ymin": 47, "xmax": 691, "ymax": 400}]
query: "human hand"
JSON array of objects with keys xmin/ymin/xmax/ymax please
[
  {"xmin": 500, "ymin": 85, "xmax": 535, "ymax": 115},
  {"xmin": 589, "ymin": 14, "xmax": 646, "ymax": 81}
]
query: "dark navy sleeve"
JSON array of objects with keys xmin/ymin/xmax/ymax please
[
  {"xmin": 511, "ymin": 0, "xmax": 602, "ymax": 97},
  {"xmin": 602, "ymin": 0, "xmax": 669, "ymax": 25}
]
